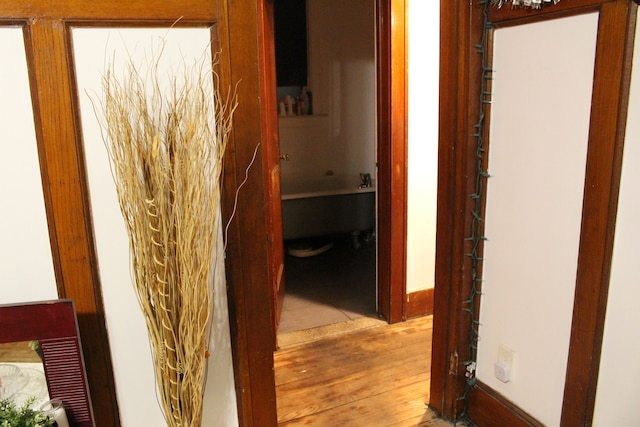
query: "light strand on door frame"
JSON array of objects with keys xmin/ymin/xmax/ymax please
[
  {"xmin": 459, "ymin": 0, "xmax": 492, "ymax": 421},
  {"xmin": 490, "ymin": 0, "xmax": 560, "ymax": 8}
]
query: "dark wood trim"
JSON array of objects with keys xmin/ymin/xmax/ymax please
[
  {"xmin": 405, "ymin": 288, "xmax": 434, "ymax": 319},
  {"xmin": 257, "ymin": 0, "xmax": 286, "ymax": 351},
  {"xmin": 467, "ymin": 381, "xmax": 544, "ymax": 427},
  {"xmin": 430, "ymin": 0, "xmax": 484, "ymax": 420},
  {"xmin": 488, "ymin": 0, "xmax": 614, "ymax": 24},
  {"xmin": 376, "ymin": 0, "xmax": 391, "ymax": 322},
  {"xmin": 22, "ymin": 18, "xmax": 120, "ymax": 427},
  {"xmin": 561, "ymin": 2, "xmax": 636, "ymax": 425},
  {"xmin": 217, "ymin": 0, "xmax": 279, "ymax": 425},
  {"xmin": 429, "ymin": 0, "xmax": 460, "ymax": 416},
  {"xmin": 0, "ymin": 0, "xmax": 217, "ymax": 22},
  {"xmin": 376, "ymin": 0, "xmax": 407, "ymax": 324}
]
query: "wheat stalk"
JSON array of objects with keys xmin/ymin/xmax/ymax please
[{"xmin": 97, "ymin": 47, "xmax": 237, "ymax": 427}]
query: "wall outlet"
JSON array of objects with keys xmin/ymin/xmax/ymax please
[
  {"xmin": 494, "ymin": 361, "xmax": 511, "ymax": 382},
  {"xmin": 495, "ymin": 344, "xmax": 514, "ymax": 383},
  {"xmin": 498, "ymin": 344, "xmax": 514, "ymax": 368}
]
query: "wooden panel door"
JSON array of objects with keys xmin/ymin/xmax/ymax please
[{"xmin": 259, "ymin": 0, "xmax": 286, "ymax": 345}]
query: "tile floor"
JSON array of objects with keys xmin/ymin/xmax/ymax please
[{"xmin": 278, "ymin": 233, "xmax": 377, "ymax": 335}]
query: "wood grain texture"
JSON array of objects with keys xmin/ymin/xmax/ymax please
[
  {"xmin": 376, "ymin": 0, "xmax": 408, "ymax": 325},
  {"xmin": 0, "ymin": 341, "xmax": 41, "ymax": 363},
  {"xmin": 467, "ymin": 381, "xmax": 544, "ymax": 427},
  {"xmin": 406, "ymin": 288, "xmax": 434, "ymax": 319},
  {"xmin": 22, "ymin": 19, "xmax": 120, "ymax": 427},
  {"xmin": 274, "ymin": 316, "xmax": 434, "ymax": 426},
  {"xmin": 429, "ymin": 0, "xmax": 461, "ymax": 417},
  {"xmin": 561, "ymin": 2, "xmax": 636, "ymax": 425},
  {"xmin": 0, "ymin": 0, "xmax": 217, "ymax": 22},
  {"xmin": 257, "ymin": 0, "xmax": 287, "ymax": 348},
  {"xmin": 217, "ymin": 0, "xmax": 279, "ymax": 425},
  {"xmin": 430, "ymin": 0, "xmax": 486, "ymax": 420}
]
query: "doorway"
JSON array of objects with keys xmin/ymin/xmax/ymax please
[
  {"xmin": 221, "ymin": 0, "xmax": 413, "ymax": 423},
  {"xmin": 275, "ymin": 0, "xmax": 379, "ymax": 340}
]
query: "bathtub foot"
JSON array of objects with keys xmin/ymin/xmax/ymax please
[{"xmin": 351, "ymin": 230, "xmax": 362, "ymax": 249}]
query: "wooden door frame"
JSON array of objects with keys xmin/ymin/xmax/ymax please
[
  {"xmin": 376, "ymin": 0, "xmax": 409, "ymax": 324},
  {"xmin": 257, "ymin": 0, "xmax": 286, "ymax": 349},
  {"xmin": 222, "ymin": 0, "xmax": 408, "ymax": 425},
  {"xmin": 430, "ymin": 0, "xmax": 636, "ymax": 425}
]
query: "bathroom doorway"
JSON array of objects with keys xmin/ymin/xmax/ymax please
[{"xmin": 274, "ymin": 0, "xmax": 380, "ymax": 341}]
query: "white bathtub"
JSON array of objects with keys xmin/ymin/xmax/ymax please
[{"xmin": 280, "ymin": 174, "xmax": 375, "ymax": 240}]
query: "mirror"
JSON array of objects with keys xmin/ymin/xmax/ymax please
[
  {"xmin": 0, "ymin": 300, "xmax": 95, "ymax": 426},
  {"xmin": 274, "ymin": 0, "xmax": 308, "ymax": 87},
  {"xmin": 0, "ymin": 340, "xmax": 50, "ymax": 407}
]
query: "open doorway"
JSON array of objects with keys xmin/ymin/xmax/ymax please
[
  {"xmin": 274, "ymin": 0, "xmax": 379, "ymax": 340},
  {"xmin": 222, "ymin": 0, "xmax": 430, "ymax": 422}
]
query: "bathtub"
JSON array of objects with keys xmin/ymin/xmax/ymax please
[{"xmin": 280, "ymin": 174, "xmax": 376, "ymax": 240}]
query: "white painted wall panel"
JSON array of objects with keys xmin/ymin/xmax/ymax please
[
  {"xmin": 476, "ymin": 14, "xmax": 598, "ymax": 426},
  {"xmin": 407, "ymin": 0, "xmax": 439, "ymax": 292},
  {"xmin": 73, "ymin": 28, "xmax": 237, "ymax": 427},
  {"xmin": 301, "ymin": 0, "xmax": 376, "ymax": 179},
  {"xmin": 0, "ymin": 27, "xmax": 57, "ymax": 303}
]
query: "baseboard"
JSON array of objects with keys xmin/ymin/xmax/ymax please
[
  {"xmin": 405, "ymin": 288, "xmax": 434, "ymax": 319},
  {"xmin": 467, "ymin": 381, "xmax": 544, "ymax": 427}
]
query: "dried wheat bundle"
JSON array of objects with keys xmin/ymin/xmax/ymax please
[{"xmin": 98, "ymin": 48, "xmax": 236, "ymax": 427}]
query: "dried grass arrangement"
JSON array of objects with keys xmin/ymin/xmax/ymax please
[{"xmin": 95, "ymin": 47, "xmax": 237, "ymax": 427}]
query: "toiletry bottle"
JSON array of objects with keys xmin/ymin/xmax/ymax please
[
  {"xmin": 285, "ymin": 95, "xmax": 294, "ymax": 116},
  {"xmin": 300, "ymin": 86, "xmax": 309, "ymax": 115},
  {"xmin": 306, "ymin": 89, "xmax": 313, "ymax": 115}
]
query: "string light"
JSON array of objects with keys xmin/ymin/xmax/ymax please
[
  {"xmin": 459, "ymin": 0, "xmax": 492, "ymax": 421},
  {"xmin": 491, "ymin": 0, "xmax": 560, "ymax": 9},
  {"xmin": 459, "ymin": 0, "xmax": 568, "ymax": 420}
]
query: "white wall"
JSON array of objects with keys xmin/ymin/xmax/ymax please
[
  {"xmin": 593, "ymin": 17, "xmax": 640, "ymax": 426},
  {"xmin": 406, "ymin": 0, "xmax": 439, "ymax": 292},
  {"xmin": 280, "ymin": 0, "xmax": 376, "ymax": 181},
  {"xmin": 282, "ymin": 0, "xmax": 439, "ymax": 293},
  {"xmin": 73, "ymin": 28, "xmax": 237, "ymax": 427},
  {"xmin": 0, "ymin": 27, "xmax": 58, "ymax": 302},
  {"xmin": 476, "ymin": 14, "xmax": 598, "ymax": 426}
]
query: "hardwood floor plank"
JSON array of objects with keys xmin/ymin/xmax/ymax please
[
  {"xmin": 274, "ymin": 315, "xmax": 444, "ymax": 426},
  {"xmin": 279, "ymin": 379, "xmax": 429, "ymax": 426},
  {"xmin": 276, "ymin": 330, "xmax": 431, "ymax": 389}
]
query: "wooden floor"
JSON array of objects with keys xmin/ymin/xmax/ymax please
[
  {"xmin": 0, "ymin": 340, "xmax": 41, "ymax": 363},
  {"xmin": 274, "ymin": 315, "xmax": 457, "ymax": 426}
]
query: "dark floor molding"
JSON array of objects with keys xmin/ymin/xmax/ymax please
[
  {"xmin": 467, "ymin": 381, "xmax": 544, "ymax": 427},
  {"xmin": 406, "ymin": 288, "xmax": 434, "ymax": 319}
]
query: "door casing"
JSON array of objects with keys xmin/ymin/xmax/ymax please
[{"xmin": 221, "ymin": 0, "xmax": 411, "ymax": 424}]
